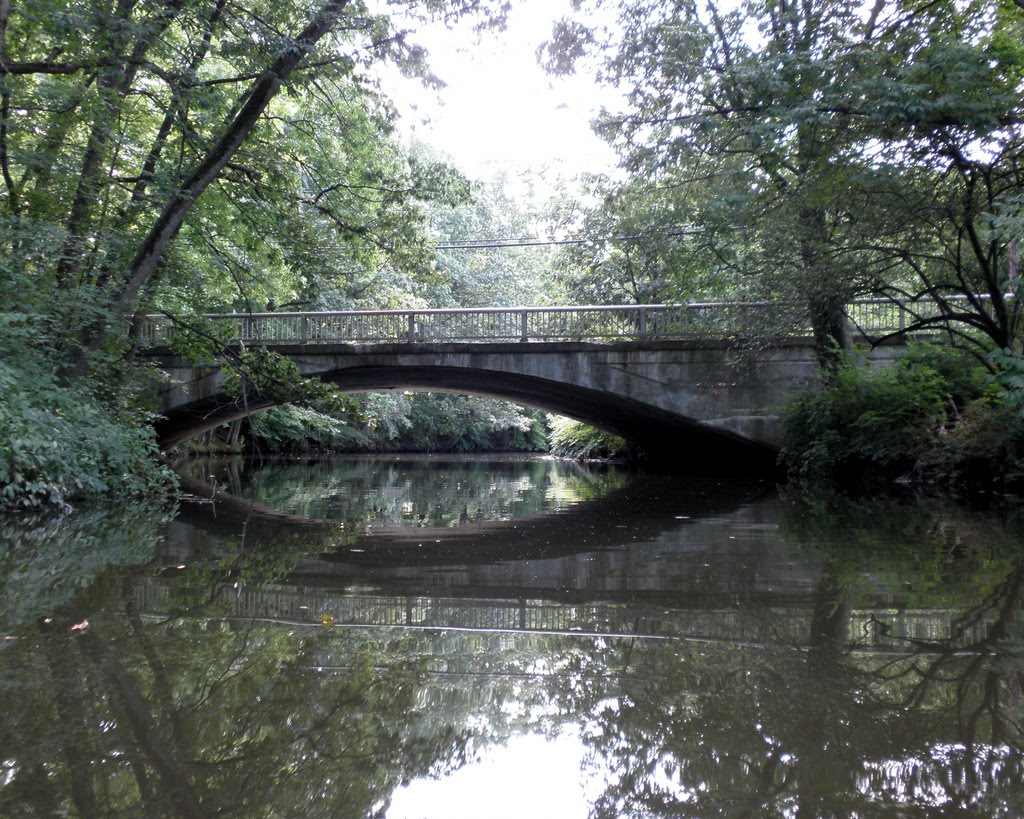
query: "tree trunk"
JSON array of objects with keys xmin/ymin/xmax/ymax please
[
  {"xmin": 808, "ymin": 289, "xmax": 853, "ymax": 374},
  {"xmin": 797, "ymin": 192, "xmax": 852, "ymax": 374},
  {"xmin": 63, "ymin": 0, "xmax": 353, "ymax": 381},
  {"xmin": 55, "ymin": 0, "xmax": 187, "ymax": 289},
  {"xmin": 70, "ymin": 611, "xmax": 210, "ymax": 817}
]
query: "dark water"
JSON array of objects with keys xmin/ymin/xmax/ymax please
[{"xmin": 2, "ymin": 455, "xmax": 1024, "ymax": 817}]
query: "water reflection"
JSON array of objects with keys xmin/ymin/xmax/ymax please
[
  {"xmin": 175, "ymin": 455, "xmax": 630, "ymax": 527},
  {"xmin": 1, "ymin": 459, "xmax": 1023, "ymax": 817}
]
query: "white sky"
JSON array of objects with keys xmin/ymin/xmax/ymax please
[
  {"xmin": 386, "ymin": 731, "xmax": 595, "ymax": 818},
  {"xmin": 381, "ymin": 0, "xmax": 621, "ymax": 184}
]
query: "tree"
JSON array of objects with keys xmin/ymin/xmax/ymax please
[
  {"xmin": 0, "ymin": 0, "xmax": 502, "ymax": 380},
  {"xmin": 863, "ymin": 139, "xmax": 1024, "ymax": 357},
  {"xmin": 543, "ymin": 0, "xmax": 1024, "ymax": 367},
  {"xmin": 550, "ymin": 174, "xmax": 711, "ymax": 306},
  {"xmin": 423, "ymin": 163, "xmax": 557, "ymax": 307}
]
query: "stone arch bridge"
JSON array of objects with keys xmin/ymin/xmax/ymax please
[{"xmin": 142, "ymin": 301, "xmax": 908, "ymax": 469}]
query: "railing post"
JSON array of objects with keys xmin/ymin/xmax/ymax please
[
  {"xmin": 898, "ymin": 299, "xmax": 906, "ymax": 333},
  {"xmin": 520, "ymin": 310, "xmax": 529, "ymax": 342},
  {"xmin": 638, "ymin": 307, "xmax": 647, "ymax": 339},
  {"xmin": 408, "ymin": 312, "xmax": 416, "ymax": 343},
  {"xmin": 300, "ymin": 315, "xmax": 308, "ymax": 344}
]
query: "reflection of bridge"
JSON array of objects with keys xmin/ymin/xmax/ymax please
[
  {"xmin": 170, "ymin": 468, "xmax": 772, "ymax": 568},
  {"xmin": 134, "ymin": 579, "xmax": 995, "ymax": 654},
  {"xmin": 160, "ymin": 469, "xmax": 1002, "ymax": 654},
  {"xmin": 144, "ymin": 301, "xmax": 907, "ymax": 465}
]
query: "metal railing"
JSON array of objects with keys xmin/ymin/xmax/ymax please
[{"xmin": 139, "ymin": 297, "xmax": 966, "ymax": 348}]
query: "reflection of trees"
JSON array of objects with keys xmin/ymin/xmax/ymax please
[
  {"xmin": 866, "ymin": 563, "xmax": 1024, "ymax": 749},
  {"xmin": 0, "ymin": 502, "xmax": 168, "ymax": 631},
  {"xmin": 546, "ymin": 559, "xmax": 1024, "ymax": 817},
  {"xmin": 7, "ymin": 476, "xmax": 1024, "ymax": 816},
  {"xmin": 779, "ymin": 489, "xmax": 1023, "ymax": 609},
  {"xmin": 1, "ymin": 561, "xmax": 473, "ymax": 817},
  {"xmin": 0, "ymin": 501, "xmax": 495, "ymax": 814},
  {"xmin": 179, "ymin": 455, "xmax": 627, "ymax": 527}
]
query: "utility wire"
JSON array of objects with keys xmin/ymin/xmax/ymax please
[
  {"xmin": 435, "ymin": 228, "xmax": 700, "ymax": 251},
  {"xmin": 436, "ymin": 237, "xmax": 628, "ymax": 250}
]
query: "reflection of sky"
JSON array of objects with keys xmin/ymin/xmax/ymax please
[
  {"xmin": 224, "ymin": 457, "xmax": 626, "ymax": 526},
  {"xmin": 387, "ymin": 732, "xmax": 593, "ymax": 819}
]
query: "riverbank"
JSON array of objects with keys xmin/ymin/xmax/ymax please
[
  {"xmin": 0, "ymin": 357, "xmax": 175, "ymax": 512},
  {"xmin": 780, "ymin": 344, "xmax": 1024, "ymax": 494}
]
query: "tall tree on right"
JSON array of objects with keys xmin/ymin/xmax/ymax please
[{"xmin": 543, "ymin": 0, "xmax": 1024, "ymax": 367}]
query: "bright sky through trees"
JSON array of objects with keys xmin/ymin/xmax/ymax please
[
  {"xmin": 382, "ymin": 0, "xmax": 620, "ymax": 182},
  {"xmin": 387, "ymin": 731, "xmax": 594, "ymax": 818}
]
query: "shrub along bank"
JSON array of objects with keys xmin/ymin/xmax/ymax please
[
  {"xmin": 781, "ymin": 344, "xmax": 1024, "ymax": 490},
  {"xmin": 180, "ymin": 396, "xmax": 630, "ymax": 461},
  {"xmin": 0, "ymin": 340, "xmax": 174, "ymax": 511},
  {"xmin": 235, "ymin": 393, "xmax": 550, "ymax": 455},
  {"xmin": 547, "ymin": 416, "xmax": 631, "ymax": 461}
]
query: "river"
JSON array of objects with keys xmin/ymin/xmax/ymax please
[{"xmin": 2, "ymin": 455, "xmax": 1023, "ymax": 817}]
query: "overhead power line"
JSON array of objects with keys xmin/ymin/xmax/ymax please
[
  {"xmin": 435, "ymin": 228, "xmax": 700, "ymax": 251},
  {"xmin": 436, "ymin": 237, "xmax": 630, "ymax": 250}
]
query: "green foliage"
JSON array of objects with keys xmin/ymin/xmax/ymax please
[
  {"xmin": 901, "ymin": 343, "xmax": 993, "ymax": 408},
  {"xmin": 0, "ymin": 0, "xmax": 504, "ymax": 384},
  {"xmin": 243, "ymin": 392, "xmax": 549, "ymax": 454},
  {"xmin": 166, "ymin": 316, "xmax": 238, "ymax": 365},
  {"xmin": 782, "ymin": 357, "xmax": 954, "ymax": 479},
  {"xmin": 543, "ymin": 0, "xmax": 1024, "ymax": 356},
  {"xmin": 424, "ymin": 166, "xmax": 557, "ymax": 308},
  {"xmin": 551, "ymin": 176, "xmax": 710, "ymax": 306},
  {"xmin": 548, "ymin": 416, "xmax": 629, "ymax": 460},
  {"xmin": 783, "ymin": 344, "xmax": 1024, "ymax": 486},
  {"xmin": 222, "ymin": 347, "xmax": 343, "ymax": 408},
  {"xmin": 380, "ymin": 394, "xmax": 548, "ymax": 453},
  {"xmin": 0, "ymin": 354, "xmax": 173, "ymax": 511},
  {"xmin": 920, "ymin": 402, "xmax": 1024, "ymax": 487},
  {"xmin": 248, "ymin": 405, "xmax": 370, "ymax": 453},
  {"xmin": 990, "ymin": 347, "xmax": 1024, "ymax": 413},
  {"xmin": 0, "ymin": 0, "xmax": 521, "ymax": 504}
]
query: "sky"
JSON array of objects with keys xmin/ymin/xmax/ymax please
[{"xmin": 380, "ymin": 0, "xmax": 621, "ymax": 184}]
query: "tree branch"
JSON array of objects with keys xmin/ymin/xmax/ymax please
[{"xmin": 107, "ymin": 0, "xmax": 354, "ymax": 325}]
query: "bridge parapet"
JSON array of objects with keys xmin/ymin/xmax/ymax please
[
  {"xmin": 141, "ymin": 298, "xmax": 935, "ymax": 348},
  {"xmin": 134, "ymin": 579, "xmax": 996, "ymax": 653}
]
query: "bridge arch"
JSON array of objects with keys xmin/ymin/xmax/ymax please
[
  {"xmin": 317, "ymin": 363, "xmax": 779, "ymax": 468},
  {"xmin": 151, "ymin": 341, "xmax": 817, "ymax": 473},
  {"xmin": 153, "ymin": 363, "xmax": 777, "ymax": 469},
  {"xmin": 146, "ymin": 303, "xmax": 909, "ymax": 473}
]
